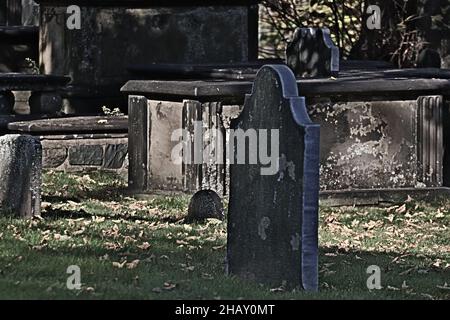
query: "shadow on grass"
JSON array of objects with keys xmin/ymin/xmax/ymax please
[
  {"xmin": 43, "ymin": 187, "xmax": 129, "ymax": 203},
  {"xmin": 4, "ymin": 238, "xmax": 448, "ymax": 299},
  {"xmin": 42, "ymin": 207, "xmax": 184, "ymax": 224}
]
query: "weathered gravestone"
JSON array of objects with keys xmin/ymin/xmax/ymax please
[
  {"xmin": 286, "ymin": 27, "xmax": 339, "ymax": 78},
  {"xmin": 0, "ymin": 134, "xmax": 42, "ymax": 218},
  {"xmin": 227, "ymin": 65, "xmax": 320, "ymax": 291}
]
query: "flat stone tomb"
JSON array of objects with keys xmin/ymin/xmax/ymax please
[
  {"xmin": 227, "ymin": 65, "xmax": 320, "ymax": 290},
  {"xmin": 121, "ymin": 66, "xmax": 450, "ymax": 205},
  {"xmin": 0, "ymin": 73, "xmax": 70, "ymax": 115}
]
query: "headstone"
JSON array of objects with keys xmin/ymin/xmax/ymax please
[
  {"xmin": 286, "ymin": 27, "xmax": 339, "ymax": 78},
  {"xmin": 0, "ymin": 134, "xmax": 42, "ymax": 218},
  {"xmin": 416, "ymin": 48, "xmax": 441, "ymax": 68},
  {"xmin": 186, "ymin": 189, "xmax": 224, "ymax": 223},
  {"xmin": 227, "ymin": 65, "xmax": 320, "ymax": 291}
]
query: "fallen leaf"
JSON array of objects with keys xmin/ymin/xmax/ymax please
[
  {"xmin": 163, "ymin": 282, "xmax": 177, "ymax": 291},
  {"xmin": 112, "ymin": 261, "xmax": 127, "ymax": 269},
  {"xmin": 137, "ymin": 242, "xmax": 151, "ymax": 250},
  {"xmin": 126, "ymin": 260, "xmax": 140, "ymax": 269},
  {"xmin": 396, "ymin": 204, "xmax": 407, "ymax": 214},
  {"xmin": 437, "ymin": 283, "xmax": 450, "ymax": 290},
  {"xmin": 387, "ymin": 286, "xmax": 400, "ymax": 291},
  {"xmin": 401, "ymin": 281, "xmax": 409, "ymax": 289}
]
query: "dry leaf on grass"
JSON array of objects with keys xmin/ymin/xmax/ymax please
[
  {"xmin": 126, "ymin": 260, "xmax": 140, "ymax": 269},
  {"xmin": 137, "ymin": 242, "xmax": 151, "ymax": 250},
  {"xmin": 437, "ymin": 283, "xmax": 450, "ymax": 290},
  {"xmin": 112, "ymin": 261, "xmax": 127, "ymax": 269},
  {"xmin": 163, "ymin": 282, "xmax": 177, "ymax": 291}
]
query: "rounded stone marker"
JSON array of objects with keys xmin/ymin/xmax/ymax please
[
  {"xmin": 185, "ymin": 190, "xmax": 224, "ymax": 223},
  {"xmin": 0, "ymin": 91, "xmax": 15, "ymax": 115}
]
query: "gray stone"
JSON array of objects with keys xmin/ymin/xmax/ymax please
[
  {"xmin": 308, "ymin": 95, "xmax": 444, "ymax": 190},
  {"xmin": 227, "ymin": 65, "xmax": 320, "ymax": 291},
  {"xmin": 43, "ymin": 147, "xmax": 67, "ymax": 168},
  {"xmin": 186, "ymin": 189, "xmax": 224, "ymax": 223},
  {"xmin": 0, "ymin": 134, "xmax": 42, "ymax": 218},
  {"xmin": 286, "ymin": 28, "xmax": 339, "ymax": 78},
  {"xmin": 104, "ymin": 143, "xmax": 128, "ymax": 169},
  {"xmin": 69, "ymin": 145, "xmax": 104, "ymax": 166}
]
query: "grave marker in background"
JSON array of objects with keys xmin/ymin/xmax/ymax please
[
  {"xmin": 286, "ymin": 27, "xmax": 339, "ymax": 78},
  {"xmin": 227, "ymin": 65, "xmax": 320, "ymax": 291}
]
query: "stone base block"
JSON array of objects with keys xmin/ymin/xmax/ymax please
[{"xmin": 40, "ymin": 134, "xmax": 128, "ymax": 178}]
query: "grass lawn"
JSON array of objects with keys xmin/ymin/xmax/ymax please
[{"xmin": 0, "ymin": 171, "xmax": 449, "ymax": 300}]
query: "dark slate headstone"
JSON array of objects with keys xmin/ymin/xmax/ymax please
[
  {"xmin": 227, "ymin": 65, "xmax": 320, "ymax": 291},
  {"xmin": 286, "ymin": 27, "xmax": 339, "ymax": 78}
]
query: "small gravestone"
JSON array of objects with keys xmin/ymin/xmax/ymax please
[
  {"xmin": 0, "ymin": 135, "xmax": 42, "ymax": 218},
  {"xmin": 186, "ymin": 189, "xmax": 224, "ymax": 223},
  {"xmin": 286, "ymin": 27, "xmax": 339, "ymax": 78},
  {"xmin": 227, "ymin": 65, "xmax": 320, "ymax": 291}
]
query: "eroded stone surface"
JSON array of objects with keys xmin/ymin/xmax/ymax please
[
  {"xmin": 307, "ymin": 97, "xmax": 443, "ymax": 190},
  {"xmin": 0, "ymin": 134, "xmax": 42, "ymax": 218}
]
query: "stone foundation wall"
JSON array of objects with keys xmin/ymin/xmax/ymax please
[{"xmin": 40, "ymin": 134, "xmax": 128, "ymax": 177}]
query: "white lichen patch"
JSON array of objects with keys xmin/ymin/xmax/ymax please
[
  {"xmin": 277, "ymin": 154, "xmax": 296, "ymax": 182},
  {"xmin": 257, "ymin": 217, "xmax": 271, "ymax": 241},
  {"xmin": 290, "ymin": 233, "xmax": 301, "ymax": 251},
  {"xmin": 314, "ymin": 101, "xmax": 419, "ymax": 190}
]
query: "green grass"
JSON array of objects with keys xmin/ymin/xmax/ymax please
[{"xmin": 0, "ymin": 171, "xmax": 449, "ymax": 299}]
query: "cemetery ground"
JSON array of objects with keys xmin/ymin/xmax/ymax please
[{"xmin": 0, "ymin": 171, "xmax": 448, "ymax": 300}]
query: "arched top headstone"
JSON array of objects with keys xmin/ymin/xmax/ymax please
[
  {"xmin": 241, "ymin": 64, "xmax": 316, "ymax": 129},
  {"xmin": 227, "ymin": 65, "xmax": 320, "ymax": 291},
  {"xmin": 286, "ymin": 27, "xmax": 340, "ymax": 78}
]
